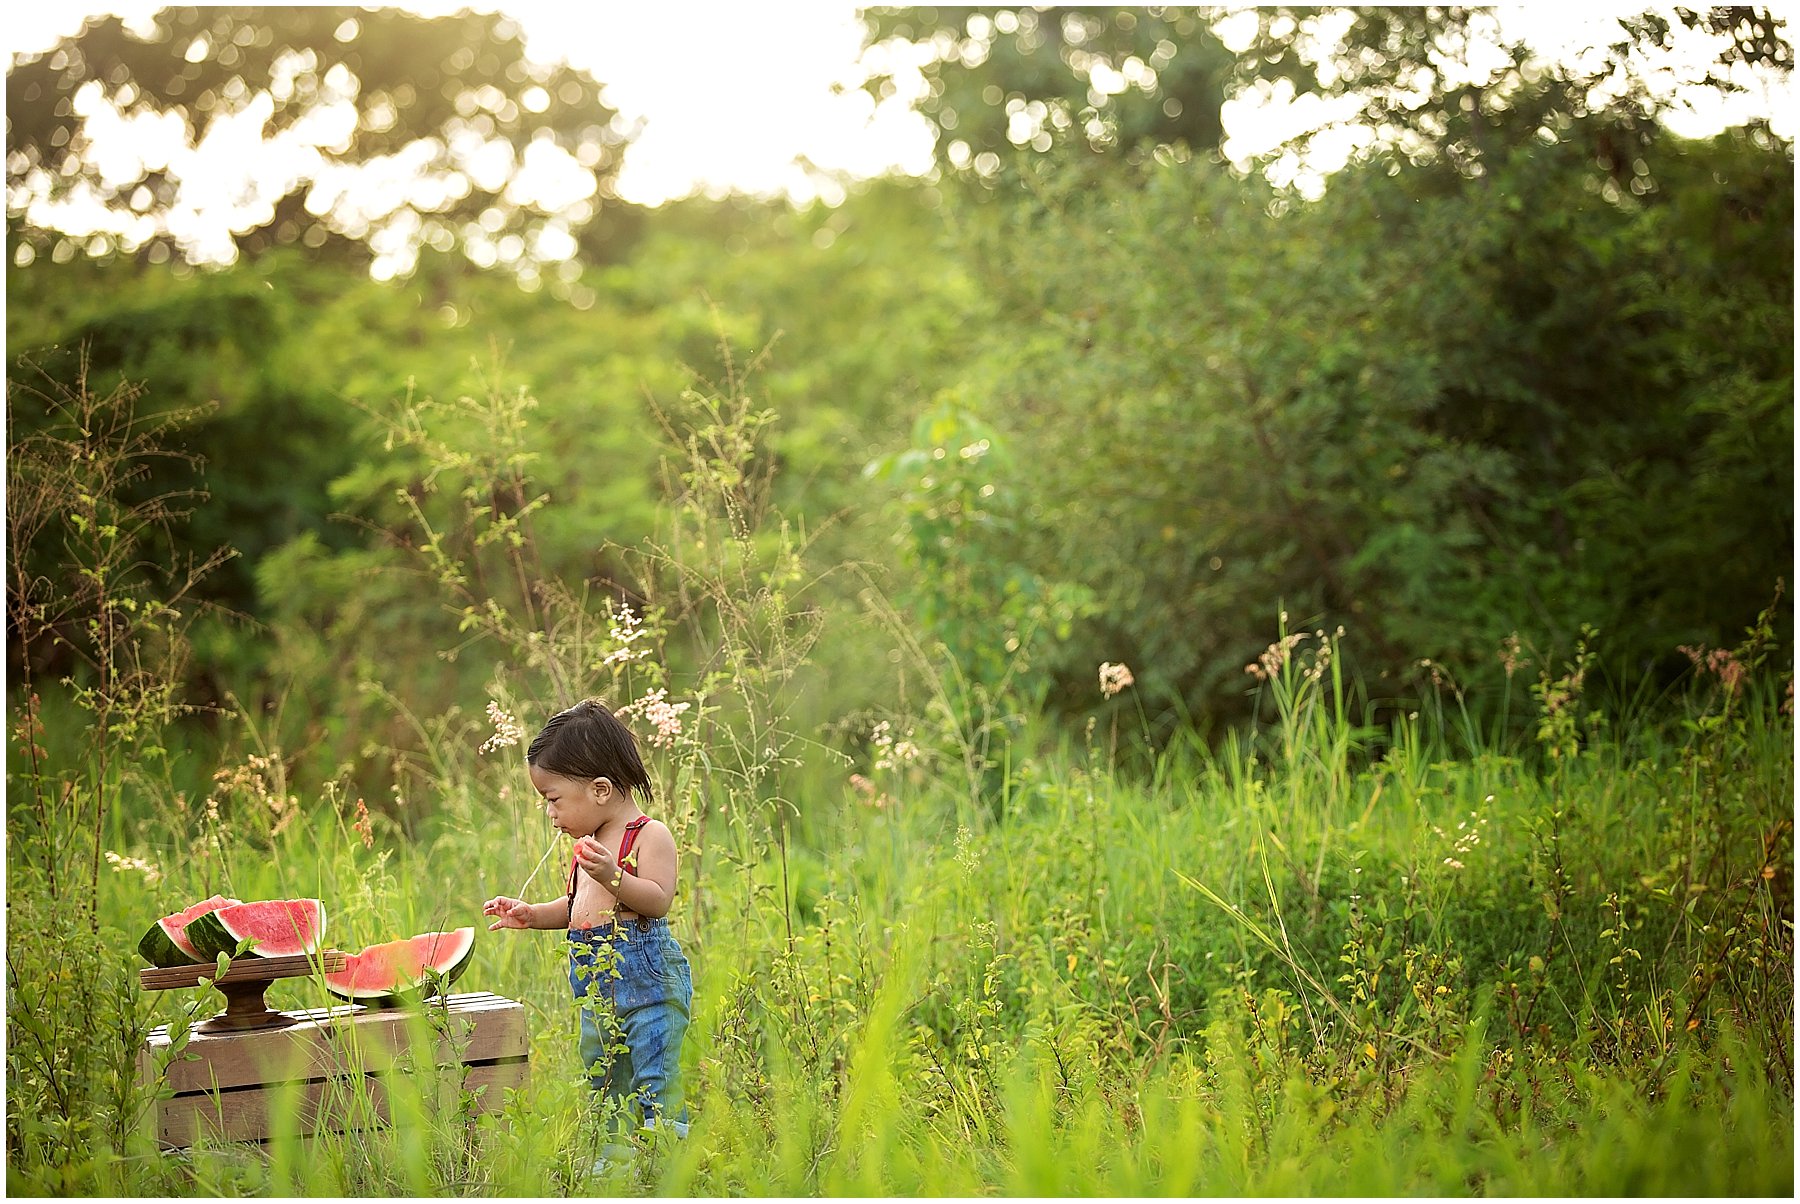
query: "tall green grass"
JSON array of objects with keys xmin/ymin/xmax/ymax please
[
  {"xmin": 7, "ymin": 361, "xmax": 1790, "ymax": 1195},
  {"xmin": 9, "ymin": 650, "xmax": 1790, "ymax": 1195}
]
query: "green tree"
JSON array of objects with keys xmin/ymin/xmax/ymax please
[
  {"xmin": 862, "ymin": 6, "xmax": 1792, "ymax": 189},
  {"xmin": 1234, "ymin": 6, "xmax": 1791, "ymax": 185},
  {"xmin": 899, "ymin": 121, "xmax": 1791, "ymax": 730},
  {"xmin": 6, "ymin": 7, "xmax": 636, "ymax": 276},
  {"xmin": 861, "ymin": 6, "xmax": 1239, "ymax": 178}
]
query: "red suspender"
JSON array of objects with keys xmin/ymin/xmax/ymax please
[
  {"xmin": 616, "ymin": 816, "xmax": 650, "ymax": 875},
  {"xmin": 566, "ymin": 816, "xmax": 653, "ymax": 916}
]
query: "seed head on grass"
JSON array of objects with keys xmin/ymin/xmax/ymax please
[
  {"xmin": 1098, "ymin": 661, "xmax": 1135, "ymax": 698},
  {"xmin": 352, "ymin": 798, "xmax": 375, "ymax": 849},
  {"xmin": 870, "ymin": 719, "xmax": 920, "ymax": 770},
  {"xmin": 1498, "ymin": 632, "xmax": 1529, "ymax": 678},
  {"xmin": 479, "ymin": 700, "xmax": 524, "ymax": 754},
  {"xmin": 1245, "ymin": 633, "xmax": 1308, "ymax": 682}
]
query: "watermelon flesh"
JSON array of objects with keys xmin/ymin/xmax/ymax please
[
  {"xmin": 325, "ymin": 928, "xmax": 475, "ymax": 1004},
  {"xmin": 186, "ymin": 898, "xmax": 327, "ymax": 960},
  {"xmin": 136, "ymin": 894, "xmax": 242, "ymax": 967}
]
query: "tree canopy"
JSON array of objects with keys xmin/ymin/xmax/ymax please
[
  {"xmin": 861, "ymin": 5, "xmax": 1793, "ymax": 187},
  {"xmin": 860, "ymin": 7, "xmax": 1240, "ymax": 173},
  {"xmin": 6, "ymin": 6, "xmax": 636, "ymax": 278}
]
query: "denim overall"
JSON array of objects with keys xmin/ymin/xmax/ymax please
[{"xmin": 566, "ymin": 817, "xmax": 693, "ymax": 1133}]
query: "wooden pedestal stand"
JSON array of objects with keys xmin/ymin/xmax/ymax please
[
  {"xmin": 139, "ymin": 952, "xmax": 348, "ymax": 1033},
  {"xmin": 137, "ymin": 957, "xmax": 528, "ymax": 1147}
]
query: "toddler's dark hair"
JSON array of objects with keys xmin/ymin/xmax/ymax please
[{"xmin": 526, "ymin": 699, "xmax": 652, "ymax": 801}]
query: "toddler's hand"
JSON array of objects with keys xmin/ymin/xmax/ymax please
[
  {"xmin": 573, "ymin": 835, "xmax": 621, "ymax": 889},
  {"xmin": 483, "ymin": 896, "xmax": 531, "ymax": 931}
]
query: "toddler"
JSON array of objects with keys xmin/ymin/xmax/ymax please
[{"xmin": 483, "ymin": 699, "xmax": 693, "ymax": 1136}]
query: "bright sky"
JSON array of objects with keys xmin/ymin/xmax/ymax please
[
  {"xmin": 5, "ymin": 3, "xmax": 1793, "ymax": 272},
  {"xmin": 5, "ymin": 1, "xmax": 940, "ymax": 209}
]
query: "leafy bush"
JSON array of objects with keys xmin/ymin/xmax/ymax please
[{"xmin": 892, "ymin": 130, "xmax": 1792, "ymax": 732}]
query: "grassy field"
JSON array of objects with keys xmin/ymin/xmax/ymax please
[
  {"xmin": 6, "ymin": 360, "xmax": 1792, "ymax": 1195},
  {"xmin": 6, "ymin": 629, "xmax": 1792, "ymax": 1195}
]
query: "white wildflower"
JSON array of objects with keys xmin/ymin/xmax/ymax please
[
  {"xmin": 600, "ymin": 602, "xmax": 652, "ymax": 667},
  {"xmin": 1099, "ymin": 661, "xmax": 1136, "ymax": 698},
  {"xmin": 479, "ymin": 700, "xmax": 525, "ymax": 755},
  {"xmin": 106, "ymin": 851, "xmax": 162, "ymax": 884},
  {"xmin": 622, "ymin": 688, "xmax": 689, "ymax": 748}
]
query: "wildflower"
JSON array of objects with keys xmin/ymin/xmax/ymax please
[
  {"xmin": 848, "ymin": 773, "xmax": 891, "ymax": 809},
  {"xmin": 105, "ymin": 851, "xmax": 162, "ymax": 884},
  {"xmin": 352, "ymin": 798, "xmax": 374, "ymax": 849},
  {"xmin": 1245, "ymin": 633, "xmax": 1308, "ymax": 682},
  {"xmin": 954, "ymin": 825, "xmax": 979, "ymax": 875},
  {"xmin": 1443, "ymin": 857, "xmax": 1464, "ymax": 870},
  {"xmin": 1680, "ymin": 644, "xmax": 1748, "ymax": 695},
  {"xmin": 600, "ymin": 602, "xmax": 652, "ymax": 667},
  {"xmin": 1709, "ymin": 647, "xmax": 1745, "ymax": 694},
  {"xmin": 479, "ymin": 700, "xmax": 524, "ymax": 755},
  {"xmin": 611, "ymin": 601, "xmax": 644, "ymax": 642},
  {"xmin": 1498, "ymin": 632, "xmax": 1528, "ymax": 677},
  {"xmin": 620, "ymin": 688, "xmax": 690, "ymax": 747},
  {"xmin": 1098, "ymin": 661, "xmax": 1135, "ymax": 698},
  {"xmin": 871, "ymin": 720, "xmax": 919, "ymax": 770}
]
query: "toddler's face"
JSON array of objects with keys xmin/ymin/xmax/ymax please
[{"xmin": 528, "ymin": 764, "xmax": 607, "ymax": 839}]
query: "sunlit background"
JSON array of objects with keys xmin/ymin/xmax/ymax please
[
  {"xmin": 7, "ymin": 4, "xmax": 1793, "ymax": 279},
  {"xmin": 5, "ymin": 9, "xmax": 1793, "ymax": 1196},
  {"xmin": 6, "ymin": 2, "xmax": 937, "ymax": 214}
]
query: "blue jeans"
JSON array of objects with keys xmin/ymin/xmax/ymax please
[{"xmin": 568, "ymin": 918, "xmax": 693, "ymax": 1131}]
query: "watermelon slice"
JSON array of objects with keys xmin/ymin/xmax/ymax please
[
  {"xmin": 324, "ymin": 928, "xmax": 476, "ymax": 1005},
  {"xmin": 186, "ymin": 898, "xmax": 327, "ymax": 960},
  {"xmin": 136, "ymin": 894, "xmax": 242, "ymax": 967}
]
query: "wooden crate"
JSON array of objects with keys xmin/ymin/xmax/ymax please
[{"xmin": 137, "ymin": 991, "xmax": 528, "ymax": 1147}]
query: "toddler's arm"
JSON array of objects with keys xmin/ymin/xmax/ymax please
[{"xmin": 482, "ymin": 895, "xmax": 571, "ymax": 931}]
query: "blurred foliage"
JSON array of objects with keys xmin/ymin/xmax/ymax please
[
  {"xmin": 868, "ymin": 397, "xmax": 1096, "ymax": 704},
  {"xmin": 1235, "ymin": 6, "xmax": 1792, "ymax": 181},
  {"xmin": 919, "ymin": 122, "xmax": 1791, "ymax": 729},
  {"xmin": 7, "ymin": 179, "xmax": 974, "ymax": 776},
  {"xmin": 862, "ymin": 7, "xmax": 1238, "ymax": 173},
  {"xmin": 864, "ymin": 6, "xmax": 1792, "ymax": 189},
  {"xmin": 4, "ymin": 6, "xmax": 1793, "ymax": 769},
  {"xmin": 6, "ymin": 7, "xmax": 635, "ymax": 274}
]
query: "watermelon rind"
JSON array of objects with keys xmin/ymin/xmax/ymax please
[
  {"xmin": 324, "ymin": 927, "xmax": 476, "ymax": 1005},
  {"xmin": 135, "ymin": 894, "xmax": 242, "ymax": 968},
  {"xmin": 186, "ymin": 899, "xmax": 327, "ymax": 960}
]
